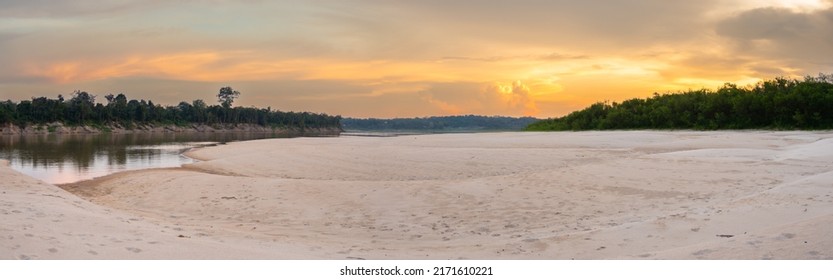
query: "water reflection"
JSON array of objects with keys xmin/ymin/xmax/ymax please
[{"xmin": 0, "ymin": 132, "xmax": 307, "ymax": 184}]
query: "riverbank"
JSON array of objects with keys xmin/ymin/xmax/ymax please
[
  {"xmin": 4, "ymin": 131, "xmax": 833, "ymax": 259},
  {"xmin": 0, "ymin": 159, "xmax": 322, "ymax": 259},
  {"xmin": 0, "ymin": 122, "xmax": 342, "ymax": 136}
]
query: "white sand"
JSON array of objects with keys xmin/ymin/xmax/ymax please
[{"xmin": 3, "ymin": 131, "xmax": 833, "ymax": 259}]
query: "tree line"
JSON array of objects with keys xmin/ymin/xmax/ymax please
[
  {"xmin": 343, "ymin": 115, "xmax": 539, "ymax": 131},
  {"xmin": 0, "ymin": 87, "xmax": 342, "ymax": 130},
  {"xmin": 526, "ymin": 74, "xmax": 833, "ymax": 131}
]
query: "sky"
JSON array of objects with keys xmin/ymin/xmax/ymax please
[{"xmin": 1, "ymin": 0, "xmax": 831, "ymax": 118}]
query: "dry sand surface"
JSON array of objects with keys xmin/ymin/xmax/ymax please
[{"xmin": 3, "ymin": 131, "xmax": 833, "ymax": 259}]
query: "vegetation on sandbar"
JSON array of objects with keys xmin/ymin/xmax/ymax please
[{"xmin": 526, "ymin": 74, "xmax": 833, "ymax": 131}]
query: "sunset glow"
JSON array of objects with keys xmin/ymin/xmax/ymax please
[{"xmin": 1, "ymin": 0, "xmax": 831, "ymax": 117}]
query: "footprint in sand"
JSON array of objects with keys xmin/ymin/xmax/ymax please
[
  {"xmin": 692, "ymin": 249, "xmax": 713, "ymax": 257},
  {"xmin": 779, "ymin": 233, "xmax": 796, "ymax": 239}
]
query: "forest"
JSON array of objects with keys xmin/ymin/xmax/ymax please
[
  {"xmin": 342, "ymin": 115, "xmax": 539, "ymax": 131},
  {"xmin": 526, "ymin": 74, "xmax": 833, "ymax": 131},
  {"xmin": 0, "ymin": 87, "xmax": 342, "ymax": 130}
]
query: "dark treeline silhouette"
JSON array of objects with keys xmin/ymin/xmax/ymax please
[
  {"xmin": 526, "ymin": 74, "xmax": 833, "ymax": 131},
  {"xmin": 343, "ymin": 115, "xmax": 539, "ymax": 131},
  {"xmin": 0, "ymin": 88, "xmax": 341, "ymax": 130}
]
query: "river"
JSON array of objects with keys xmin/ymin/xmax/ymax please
[{"xmin": 0, "ymin": 132, "xmax": 322, "ymax": 184}]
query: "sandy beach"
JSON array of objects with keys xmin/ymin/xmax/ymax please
[{"xmin": 3, "ymin": 131, "xmax": 833, "ymax": 259}]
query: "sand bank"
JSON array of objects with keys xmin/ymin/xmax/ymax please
[{"xmin": 4, "ymin": 131, "xmax": 833, "ymax": 259}]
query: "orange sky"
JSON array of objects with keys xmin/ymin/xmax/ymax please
[{"xmin": 1, "ymin": 0, "xmax": 832, "ymax": 118}]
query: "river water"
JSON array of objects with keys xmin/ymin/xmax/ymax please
[{"xmin": 0, "ymin": 132, "xmax": 316, "ymax": 184}]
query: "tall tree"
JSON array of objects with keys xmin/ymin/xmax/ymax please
[
  {"xmin": 69, "ymin": 90, "xmax": 96, "ymax": 123},
  {"xmin": 217, "ymin": 86, "xmax": 240, "ymax": 109}
]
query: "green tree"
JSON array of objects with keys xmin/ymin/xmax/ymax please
[
  {"xmin": 1, "ymin": 100, "xmax": 18, "ymax": 125},
  {"xmin": 217, "ymin": 86, "xmax": 240, "ymax": 109},
  {"xmin": 192, "ymin": 99, "xmax": 207, "ymax": 123},
  {"xmin": 68, "ymin": 90, "xmax": 96, "ymax": 124},
  {"xmin": 526, "ymin": 74, "xmax": 833, "ymax": 131}
]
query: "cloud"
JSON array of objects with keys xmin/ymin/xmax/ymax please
[
  {"xmin": 485, "ymin": 81, "xmax": 540, "ymax": 116},
  {"xmin": 538, "ymin": 53, "xmax": 592, "ymax": 61},
  {"xmin": 440, "ymin": 52, "xmax": 590, "ymax": 63},
  {"xmin": 0, "ymin": 0, "xmax": 160, "ymax": 18},
  {"xmin": 2, "ymin": 0, "xmax": 832, "ymax": 119},
  {"xmin": 420, "ymin": 94, "xmax": 464, "ymax": 115},
  {"xmin": 414, "ymin": 80, "xmax": 545, "ymax": 117},
  {"xmin": 716, "ymin": 6, "xmax": 833, "ymax": 71},
  {"xmin": 342, "ymin": 0, "xmax": 720, "ymax": 53},
  {"xmin": 717, "ymin": 7, "xmax": 817, "ymax": 40}
]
